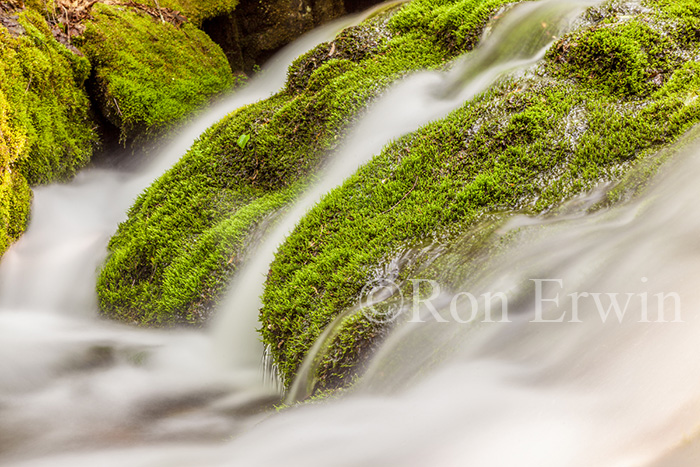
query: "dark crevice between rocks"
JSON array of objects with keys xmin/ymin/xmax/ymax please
[
  {"xmin": 201, "ymin": 12, "xmax": 247, "ymax": 73},
  {"xmin": 342, "ymin": 0, "xmax": 381, "ymax": 14},
  {"xmin": 83, "ymin": 70, "xmax": 132, "ymax": 170},
  {"xmin": 201, "ymin": 0, "xmax": 385, "ymax": 76}
]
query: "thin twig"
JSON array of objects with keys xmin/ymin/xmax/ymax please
[
  {"xmin": 153, "ymin": 0, "xmax": 165, "ymax": 22},
  {"xmin": 112, "ymin": 97, "xmax": 123, "ymax": 117},
  {"xmin": 381, "ymin": 175, "xmax": 419, "ymax": 215}
]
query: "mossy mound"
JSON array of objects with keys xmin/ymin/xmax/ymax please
[
  {"xmin": 547, "ymin": 13, "xmax": 679, "ymax": 96},
  {"xmin": 0, "ymin": 8, "xmax": 97, "ymax": 255},
  {"xmin": 75, "ymin": 3, "xmax": 235, "ymax": 143},
  {"xmin": 96, "ymin": 0, "xmax": 514, "ymax": 325},
  {"xmin": 259, "ymin": 0, "xmax": 700, "ymax": 390}
]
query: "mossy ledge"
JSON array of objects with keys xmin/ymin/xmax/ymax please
[
  {"xmin": 96, "ymin": 0, "xmax": 700, "ymax": 392},
  {"xmin": 96, "ymin": 0, "xmax": 515, "ymax": 325},
  {"xmin": 259, "ymin": 0, "xmax": 700, "ymax": 392}
]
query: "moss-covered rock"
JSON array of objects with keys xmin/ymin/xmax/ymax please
[
  {"xmin": 96, "ymin": 0, "xmax": 512, "ymax": 325},
  {"xmin": 0, "ymin": 0, "xmax": 240, "ymax": 255},
  {"xmin": 0, "ymin": 8, "xmax": 97, "ymax": 255},
  {"xmin": 75, "ymin": 3, "xmax": 235, "ymax": 143},
  {"xmin": 259, "ymin": 0, "xmax": 700, "ymax": 390}
]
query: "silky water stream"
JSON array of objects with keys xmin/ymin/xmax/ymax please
[{"xmin": 4, "ymin": 1, "xmax": 699, "ymax": 466}]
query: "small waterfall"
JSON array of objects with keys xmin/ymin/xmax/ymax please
[
  {"xmin": 222, "ymin": 127, "xmax": 700, "ymax": 467},
  {"xmin": 211, "ymin": 0, "xmax": 599, "ymax": 377},
  {"xmin": 9, "ymin": 129, "xmax": 700, "ymax": 467},
  {"xmin": 0, "ymin": 7, "xmax": 382, "ymax": 462}
]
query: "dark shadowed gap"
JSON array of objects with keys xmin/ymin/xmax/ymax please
[
  {"xmin": 343, "ymin": 0, "xmax": 383, "ymax": 13},
  {"xmin": 201, "ymin": 12, "xmax": 246, "ymax": 73}
]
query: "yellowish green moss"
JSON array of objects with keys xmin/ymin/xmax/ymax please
[
  {"xmin": 1, "ymin": 10, "xmax": 95, "ymax": 184},
  {"xmin": 96, "ymin": 0, "xmax": 700, "ymax": 392},
  {"xmin": 75, "ymin": 3, "xmax": 235, "ymax": 143},
  {"xmin": 0, "ymin": 88, "xmax": 32, "ymax": 256},
  {"xmin": 0, "ymin": 9, "xmax": 96, "ymax": 255},
  {"xmin": 154, "ymin": 0, "xmax": 239, "ymax": 26}
]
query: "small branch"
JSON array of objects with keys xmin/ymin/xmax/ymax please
[
  {"xmin": 381, "ymin": 175, "xmax": 419, "ymax": 215},
  {"xmin": 112, "ymin": 97, "xmax": 123, "ymax": 117},
  {"xmin": 152, "ymin": 0, "xmax": 165, "ymax": 23}
]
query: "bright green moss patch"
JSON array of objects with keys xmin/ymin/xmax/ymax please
[
  {"xmin": 0, "ymin": 169, "xmax": 31, "ymax": 256},
  {"xmin": 0, "ymin": 10, "xmax": 96, "ymax": 185},
  {"xmin": 389, "ymin": 0, "xmax": 518, "ymax": 51},
  {"xmin": 259, "ymin": 1, "xmax": 700, "ymax": 390},
  {"xmin": 650, "ymin": 0, "xmax": 700, "ymax": 46},
  {"xmin": 97, "ymin": 0, "xmax": 700, "ymax": 392},
  {"xmin": 23, "ymin": 0, "xmax": 56, "ymax": 16},
  {"xmin": 547, "ymin": 14, "xmax": 680, "ymax": 96},
  {"xmin": 0, "ymin": 9, "xmax": 97, "ymax": 254},
  {"xmin": 97, "ymin": 0, "xmax": 514, "ymax": 325},
  {"xmin": 75, "ymin": 3, "xmax": 235, "ymax": 143},
  {"xmin": 24, "ymin": 0, "xmax": 237, "ymax": 26},
  {"xmin": 0, "ymin": 85, "xmax": 32, "ymax": 255}
]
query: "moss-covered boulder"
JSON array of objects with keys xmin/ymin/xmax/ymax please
[
  {"xmin": 258, "ymin": 0, "xmax": 700, "ymax": 391},
  {"xmin": 0, "ymin": 8, "xmax": 97, "ymax": 255},
  {"xmin": 0, "ymin": 0, "xmax": 242, "ymax": 255},
  {"xmin": 96, "ymin": 0, "xmax": 514, "ymax": 325},
  {"xmin": 74, "ymin": 3, "xmax": 235, "ymax": 143}
]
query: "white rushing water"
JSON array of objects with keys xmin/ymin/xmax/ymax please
[{"xmin": 5, "ymin": 0, "xmax": 700, "ymax": 466}]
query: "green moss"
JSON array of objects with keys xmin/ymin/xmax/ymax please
[
  {"xmin": 389, "ymin": 0, "xmax": 519, "ymax": 51},
  {"xmin": 98, "ymin": 0, "xmax": 700, "ymax": 390},
  {"xmin": 0, "ymin": 9, "xmax": 97, "ymax": 255},
  {"xmin": 23, "ymin": 0, "xmax": 237, "ymax": 26},
  {"xmin": 0, "ymin": 10, "xmax": 96, "ymax": 185},
  {"xmin": 0, "ymin": 85, "xmax": 32, "ymax": 254},
  {"xmin": 23, "ymin": 0, "xmax": 56, "ymax": 16},
  {"xmin": 0, "ymin": 169, "xmax": 31, "ymax": 256},
  {"xmin": 97, "ymin": 0, "xmax": 513, "ymax": 325},
  {"xmin": 75, "ymin": 3, "xmax": 235, "ymax": 143},
  {"xmin": 649, "ymin": 0, "xmax": 700, "ymax": 46},
  {"xmin": 546, "ymin": 16, "xmax": 679, "ymax": 96},
  {"xmin": 259, "ymin": 1, "xmax": 700, "ymax": 388}
]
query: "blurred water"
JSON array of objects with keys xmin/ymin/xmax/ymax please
[{"xmin": 8, "ymin": 117, "xmax": 700, "ymax": 467}]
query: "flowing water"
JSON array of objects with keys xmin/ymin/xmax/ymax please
[{"xmin": 4, "ymin": 0, "xmax": 700, "ymax": 465}]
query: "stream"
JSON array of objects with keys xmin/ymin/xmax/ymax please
[{"xmin": 2, "ymin": 1, "xmax": 700, "ymax": 466}]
